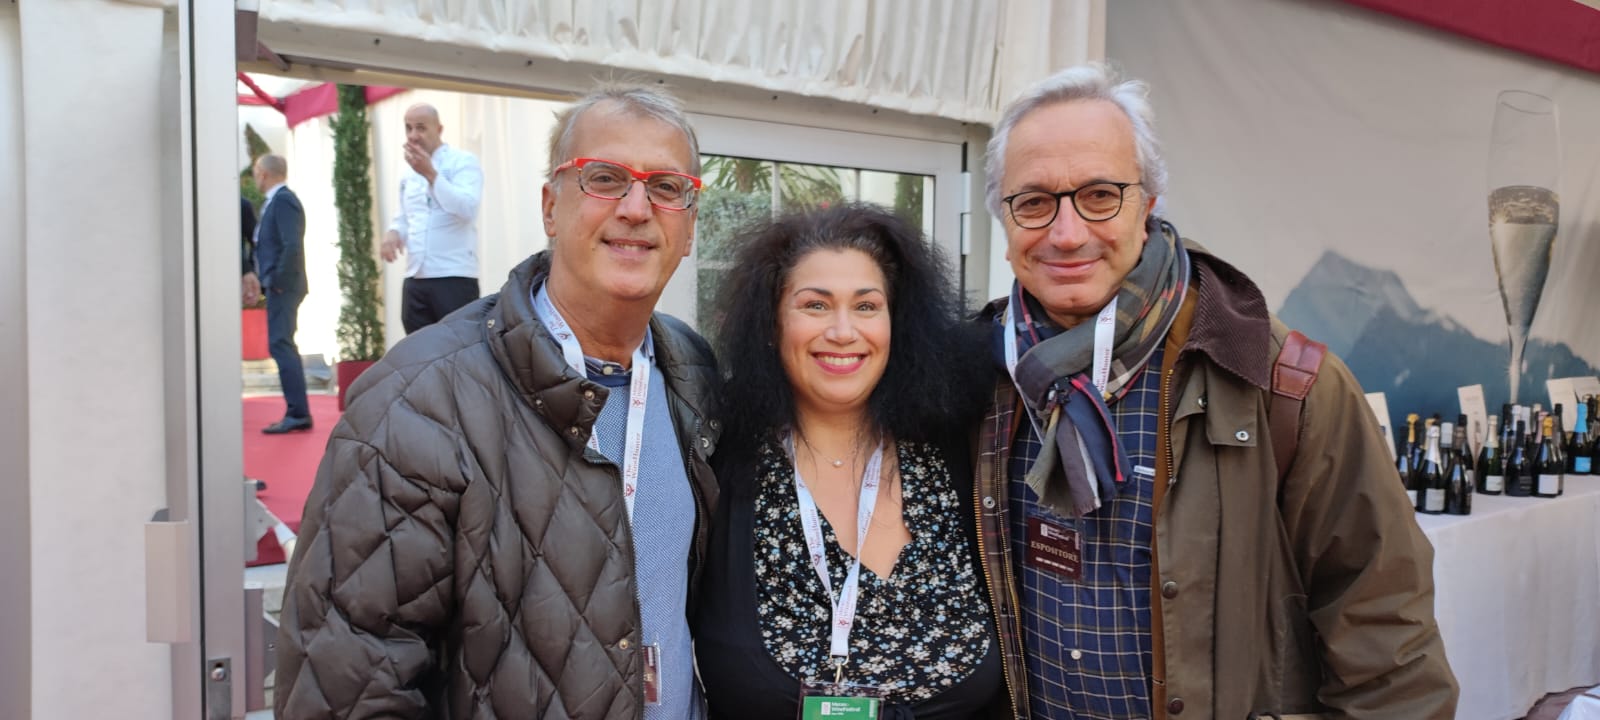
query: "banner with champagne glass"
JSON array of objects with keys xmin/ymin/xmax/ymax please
[{"xmin": 1107, "ymin": 1, "xmax": 1600, "ymax": 435}]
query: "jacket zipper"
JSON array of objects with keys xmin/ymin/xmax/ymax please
[
  {"xmin": 1162, "ymin": 366, "xmax": 1176, "ymax": 501},
  {"xmin": 1156, "ymin": 362, "xmax": 1177, "ymax": 720},
  {"xmin": 976, "ymin": 391, "xmax": 1027, "ymax": 719},
  {"xmin": 680, "ymin": 414, "xmax": 708, "ymax": 592},
  {"xmin": 599, "ymin": 454, "xmax": 647, "ymax": 716},
  {"xmin": 672, "ymin": 404, "xmax": 710, "ymax": 713}
]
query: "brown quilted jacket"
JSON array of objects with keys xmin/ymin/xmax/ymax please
[{"xmin": 275, "ymin": 252, "xmax": 721, "ymax": 719}]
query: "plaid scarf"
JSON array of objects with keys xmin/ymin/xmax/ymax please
[{"xmin": 1002, "ymin": 221, "xmax": 1190, "ymax": 518}]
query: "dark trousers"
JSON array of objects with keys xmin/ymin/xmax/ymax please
[
  {"xmin": 402, "ymin": 276, "xmax": 480, "ymax": 334},
  {"xmin": 267, "ymin": 287, "xmax": 309, "ymax": 419}
]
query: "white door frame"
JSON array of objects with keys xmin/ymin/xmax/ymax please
[
  {"xmin": 174, "ymin": 1, "xmax": 250, "ymax": 717},
  {"xmin": 185, "ymin": 20, "xmax": 967, "ymax": 720}
]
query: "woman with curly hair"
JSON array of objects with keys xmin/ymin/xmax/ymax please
[{"xmin": 694, "ymin": 203, "xmax": 1004, "ymax": 719}]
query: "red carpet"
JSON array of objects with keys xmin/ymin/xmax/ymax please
[{"xmin": 243, "ymin": 395, "xmax": 340, "ymax": 566}]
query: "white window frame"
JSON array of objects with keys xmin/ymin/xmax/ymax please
[{"xmin": 657, "ymin": 114, "xmax": 966, "ymax": 327}]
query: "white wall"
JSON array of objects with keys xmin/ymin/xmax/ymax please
[
  {"xmin": 16, "ymin": 0, "xmax": 177, "ymax": 716},
  {"xmin": 0, "ymin": 4, "xmax": 32, "ymax": 719}
]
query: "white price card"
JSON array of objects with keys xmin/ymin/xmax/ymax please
[
  {"xmin": 1572, "ymin": 376, "xmax": 1600, "ymax": 410},
  {"xmin": 1365, "ymin": 392, "xmax": 1396, "ymax": 462},
  {"xmin": 1546, "ymin": 377, "xmax": 1581, "ymax": 432},
  {"xmin": 1457, "ymin": 385, "xmax": 1488, "ymax": 456}
]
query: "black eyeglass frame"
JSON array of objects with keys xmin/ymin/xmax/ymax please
[{"xmin": 1001, "ymin": 181, "xmax": 1143, "ymax": 229}]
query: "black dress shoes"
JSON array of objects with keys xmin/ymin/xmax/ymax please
[{"xmin": 262, "ymin": 416, "xmax": 314, "ymax": 434}]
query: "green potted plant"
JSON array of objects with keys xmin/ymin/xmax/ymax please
[{"xmin": 330, "ymin": 84, "xmax": 385, "ymax": 409}]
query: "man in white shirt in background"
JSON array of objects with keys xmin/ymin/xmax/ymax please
[{"xmin": 380, "ymin": 102, "xmax": 485, "ymax": 334}]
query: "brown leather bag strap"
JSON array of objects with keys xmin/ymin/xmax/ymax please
[{"xmin": 1270, "ymin": 330, "xmax": 1327, "ymax": 479}]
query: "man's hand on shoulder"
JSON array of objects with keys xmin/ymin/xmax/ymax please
[{"xmin": 380, "ymin": 229, "xmax": 406, "ymax": 263}]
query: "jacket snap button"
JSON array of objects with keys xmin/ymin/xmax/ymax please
[
  {"xmin": 1235, "ymin": 429, "xmax": 1250, "ymax": 442},
  {"xmin": 1197, "ymin": 395, "xmax": 1206, "ymax": 408},
  {"xmin": 583, "ymin": 389, "xmax": 595, "ymax": 400},
  {"xmin": 486, "ymin": 318, "xmax": 495, "ymax": 329},
  {"xmin": 534, "ymin": 398, "xmax": 544, "ymax": 408},
  {"xmin": 710, "ymin": 420, "xmax": 720, "ymax": 430},
  {"xmin": 700, "ymin": 437, "xmax": 710, "ymax": 449},
  {"xmin": 569, "ymin": 427, "xmax": 581, "ymax": 437},
  {"xmin": 618, "ymin": 639, "xmax": 630, "ymax": 650},
  {"xmin": 982, "ymin": 496, "xmax": 996, "ymax": 509},
  {"xmin": 1069, "ymin": 649, "xmax": 1082, "ymax": 660},
  {"xmin": 1168, "ymin": 697, "xmax": 1185, "ymax": 714},
  {"xmin": 1161, "ymin": 581, "xmax": 1179, "ymax": 599}
]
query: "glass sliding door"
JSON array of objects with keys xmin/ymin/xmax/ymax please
[{"xmin": 692, "ymin": 154, "xmax": 936, "ymax": 335}]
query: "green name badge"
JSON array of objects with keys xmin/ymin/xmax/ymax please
[{"xmin": 800, "ymin": 696, "xmax": 879, "ymax": 719}]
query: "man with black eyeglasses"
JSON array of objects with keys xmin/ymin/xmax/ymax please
[
  {"xmin": 277, "ymin": 83, "xmax": 721, "ymax": 720},
  {"xmin": 970, "ymin": 63, "xmax": 1458, "ymax": 720}
]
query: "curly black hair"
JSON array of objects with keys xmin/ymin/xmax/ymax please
[{"xmin": 713, "ymin": 203, "xmax": 992, "ymax": 460}]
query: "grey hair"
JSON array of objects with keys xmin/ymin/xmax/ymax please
[
  {"xmin": 984, "ymin": 62, "xmax": 1168, "ymax": 221},
  {"xmin": 545, "ymin": 82, "xmax": 701, "ymax": 181},
  {"xmin": 255, "ymin": 154, "xmax": 287, "ymax": 179}
]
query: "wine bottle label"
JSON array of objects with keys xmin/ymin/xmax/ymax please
[
  {"xmin": 1577, "ymin": 457, "xmax": 1593, "ymax": 474},
  {"xmin": 1537, "ymin": 473, "xmax": 1561, "ymax": 495},
  {"xmin": 1424, "ymin": 488, "xmax": 1445, "ymax": 512},
  {"xmin": 1485, "ymin": 474, "xmax": 1504, "ymax": 492}
]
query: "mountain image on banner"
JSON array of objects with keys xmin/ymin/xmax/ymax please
[{"xmin": 1277, "ymin": 250, "xmax": 1598, "ymax": 435}]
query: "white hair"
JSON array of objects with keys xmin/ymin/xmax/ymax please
[
  {"xmin": 984, "ymin": 62, "xmax": 1168, "ymax": 220},
  {"xmin": 546, "ymin": 82, "xmax": 701, "ymax": 180}
]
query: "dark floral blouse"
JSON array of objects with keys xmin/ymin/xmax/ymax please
[{"xmin": 752, "ymin": 439, "xmax": 992, "ymax": 704}]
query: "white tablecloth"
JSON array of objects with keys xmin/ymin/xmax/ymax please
[
  {"xmin": 1560, "ymin": 688, "xmax": 1600, "ymax": 720},
  {"xmin": 1416, "ymin": 477, "xmax": 1600, "ymax": 720}
]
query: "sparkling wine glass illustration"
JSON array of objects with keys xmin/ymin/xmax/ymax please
[{"xmin": 1488, "ymin": 90, "xmax": 1559, "ymax": 404}]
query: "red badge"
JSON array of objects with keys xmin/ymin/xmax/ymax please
[
  {"xmin": 1025, "ymin": 515, "xmax": 1082, "ymax": 580},
  {"xmin": 642, "ymin": 643, "xmax": 661, "ymax": 705}
]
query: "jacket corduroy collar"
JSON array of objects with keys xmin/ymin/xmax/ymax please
[{"xmin": 1178, "ymin": 238, "xmax": 1272, "ymax": 391}]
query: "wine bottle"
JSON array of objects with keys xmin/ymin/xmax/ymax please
[
  {"xmin": 1534, "ymin": 415, "xmax": 1564, "ymax": 497},
  {"xmin": 1477, "ymin": 412, "xmax": 1503, "ymax": 495},
  {"xmin": 1439, "ymin": 419, "xmax": 1456, "ymax": 475},
  {"xmin": 1552, "ymin": 406, "xmax": 1567, "ymax": 492},
  {"xmin": 1506, "ymin": 419, "xmax": 1533, "ymax": 497},
  {"xmin": 1445, "ymin": 421, "xmax": 1473, "ymax": 514},
  {"xmin": 1420, "ymin": 425, "xmax": 1447, "ymax": 514},
  {"xmin": 1399, "ymin": 413, "xmax": 1421, "ymax": 509},
  {"xmin": 1454, "ymin": 414, "xmax": 1475, "ymax": 485},
  {"xmin": 1569, "ymin": 400, "xmax": 1591, "ymax": 475},
  {"xmin": 1588, "ymin": 396, "xmax": 1600, "ymax": 473}
]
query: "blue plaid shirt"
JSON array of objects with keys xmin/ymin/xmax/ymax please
[{"xmin": 1007, "ymin": 338, "xmax": 1162, "ymax": 719}]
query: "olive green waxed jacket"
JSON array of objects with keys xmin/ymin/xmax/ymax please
[{"xmin": 973, "ymin": 240, "xmax": 1458, "ymax": 720}]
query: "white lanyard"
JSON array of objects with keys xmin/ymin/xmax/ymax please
[
  {"xmin": 1002, "ymin": 295, "xmax": 1118, "ymax": 420},
  {"xmin": 788, "ymin": 433, "xmax": 886, "ymax": 678},
  {"xmin": 536, "ymin": 287, "xmax": 652, "ymax": 522}
]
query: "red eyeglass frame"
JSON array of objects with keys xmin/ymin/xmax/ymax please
[{"xmin": 552, "ymin": 157, "xmax": 703, "ymax": 210}]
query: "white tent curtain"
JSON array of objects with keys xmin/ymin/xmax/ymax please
[{"xmin": 257, "ymin": 0, "xmax": 1103, "ymax": 124}]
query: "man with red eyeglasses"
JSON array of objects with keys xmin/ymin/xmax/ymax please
[{"xmin": 277, "ymin": 83, "xmax": 721, "ymax": 720}]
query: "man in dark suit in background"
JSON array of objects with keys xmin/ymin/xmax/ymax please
[
  {"xmin": 242, "ymin": 195, "xmax": 261, "ymax": 306},
  {"xmin": 252, "ymin": 154, "xmax": 312, "ymax": 434}
]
